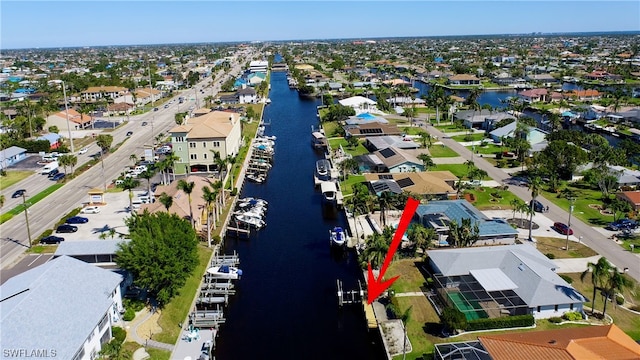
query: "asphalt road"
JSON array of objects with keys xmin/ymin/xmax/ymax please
[
  {"xmin": 421, "ymin": 120, "xmax": 640, "ymax": 282},
  {"xmin": 0, "ymin": 57, "xmax": 248, "ymax": 271}
]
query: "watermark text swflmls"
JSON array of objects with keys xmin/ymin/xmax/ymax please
[{"xmin": 3, "ymin": 349, "xmax": 57, "ymax": 358}]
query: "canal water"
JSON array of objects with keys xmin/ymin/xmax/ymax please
[{"xmin": 214, "ymin": 71, "xmax": 385, "ymax": 359}]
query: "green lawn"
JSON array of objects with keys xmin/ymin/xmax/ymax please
[
  {"xmin": 340, "ymin": 174, "xmax": 366, "ymax": 197},
  {"xmin": 0, "ymin": 170, "xmax": 34, "ymax": 190},
  {"xmin": 433, "ymin": 124, "xmax": 467, "ymax": 133},
  {"xmin": 328, "ymin": 138, "xmax": 369, "ymax": 156},
  {"xmin": 428, "ymin": 145, "xmax": 459, "ymax": 158},
  {"xmin": 467, "ymin": 143, "xmax": 502, "ymax": 155},
  {"xmin": 451, "ymin": 133, "xmax": 486, "ymax": 142},
  {"xmin": 534, "ymin": 237, "xmax": 598, "ymax": 258},
  {"xmin": 154, "ymin": 245, "xmax": 213, "ymax": 344},
  {"xmin": 432, "ymin": 164, "xmax": 472, "ymax": 179},
  {"xmin": 540, "ymin": 185, "xmax": 614, "ymax": 227},
  {"xmin": 1, "ymin": 184, "xmax": 64, "ymax": 224},
  {"xmin": 388, "ymin": 258, "xmax": 428, "ymax": 294},
  {"xmin": 465, "ymin": 187, "xmax": 518, "ymax": 210}
]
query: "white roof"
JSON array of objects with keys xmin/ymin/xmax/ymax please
[
  {"xmin": 470, "ymin": 268, "xmax": 518, "ymax": 291},
  {"xmin": 320, "ymin": 181, "xmax": 337, "ymax": 193},
  {"xmin": 339, "ymin": 96, "xmax": 376, "ymax": 107}
]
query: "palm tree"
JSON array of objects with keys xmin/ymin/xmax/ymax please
[
  {"xmin": 96, "ymin": 134, "xmax": 113, "ymax": 191},
  {"xmin": 360, "ymin": 231, "xmax": 390, "ymax": 269},
  {"xmin": 581, "ymin": 257, "xmax": 612, "ymax": 315},
  {"xmin": 418, "ymin": 131, "xmax": 432, "ymax": 148},
  {"xmin": 178, "ymin": 179, "xmax": 196, "ymax": 228},
  {"xmin": 510, "ymin": 198, "xmax": 523, "ymax": 220},
  {"xmin": 202, "ymin": 185, "xmax": 217, "ymax": 247},
  {"xmin": 401, "ymin": 306, "xmax": 413, "ymax": 360},
  {"xmin": 129, "ymin": 154, "xmax": 138, "ymax": 167},
  {"xmin": 119, "ymin": 177, "xmax": 140, "ymax": 213},
  {"xmin": 338, "ymin": 158, "xmax": 359, "ymax": 180},
  {"xmin": 378, "ymin": 191, "xmax": 394, "ymax": 227},
  {"xmin": 601, "ymin": 267, "xmax": 634, "ymax": 318},
  {"xmin": 158, "ymin": 192, "xmax": 173, "ymax": 211},
  {"xmin": 527, "ymin": 176, "xmax": 543, "ymax": 240},
  {"xmin": 417, "ymin": 153, "xmax": 434, "ymax": 170},
  {"xmin": 164, "ymin": 152, "xmax": 180, "ymax": 182},
  {"xmin": 447, "ymin": 218, "xmax": 479, "ymax": 247},
  {"xmin": 138, "ymin": 169, "xmax": 155, "ymax": 196},
  {"xmin": 407, "ymin": 223, "xmax": 436, "ymax": 256},
  {"xmin": 226, "ymin": 154, "xmax": 237, "ymax": 189}
]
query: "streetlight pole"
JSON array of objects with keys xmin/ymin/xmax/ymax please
[
  {"xmin": 21, "ymin": 193, "xmax": 32, "ymax": 249},
  {"xmin": 62, "ymin": 81, "xmax": 75, "ymax": 153},
  {"xmin": 565, "ymin": 197, "xmax": 575, "ymax": 251}
]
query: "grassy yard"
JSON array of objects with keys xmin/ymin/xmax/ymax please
[
  {"xmin": 340, "ymin": 174, "xmax": 366, "ymax": 197},
  {"xmin": 533, "ymin": 237, "xmax": 598, "ymax": 258},
  {"xmin": 393, "ymin": 296, "xmax": 440, "ymax": 360},
  {"xmin": 0, "ymin": 170, "xmax": 33, "ymax": 190},
  {"xmin": 321, "ymin": 121, "xmax": 341, "ymax": 138},
  {"xmin": 540, "ymin": 185, "xmax": 614, "ymax": 227},
  {"xmin": 388, "ymin": 258, "xmax": 428, "ymax": 294},
  {"xmin": 467, "ymin": 143, "xmax": 502, "ymax": 155},
  {"xmin": 465, "ymin": 187, "xmax": 518, "ymax": 210},
  {"xmin": 433, "ymin": 124, "xmax": 467, "ymax": 133},
  {"xmin": 427, "ymin": 145, "xmax": 459, "ymax": 158},
  {"xmin": 450, "ymin": 133, "xmax": 486, "ymax": 142},
  {"xmin": 432, "ymin": 164, "xmax": 472, "ymax": 179},
  {"xmin": 328, "ymin": 138, "xmax": 369, "ymax": 157},
  {"xmin": 154, "ymin": 245, "xmax": 214, "ymax": 344}
]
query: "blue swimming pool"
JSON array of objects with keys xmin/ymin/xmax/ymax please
[{"xmin": 357, "ymin": 112, "xmax": 376, "ymax": 120}]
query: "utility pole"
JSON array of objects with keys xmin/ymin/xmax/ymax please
[
  {"xmin": 21, "ymin": 193, "xmax": 32, "ymax": 249},
  {"xmin": 62, "ymin": 81, "xmax": 75, "ymax": 153},
  {"xmin": 565, "ymin": 197, "xmax": 575, "ymax": 251}
]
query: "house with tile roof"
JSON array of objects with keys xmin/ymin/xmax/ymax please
[
  {"xmin": 0, "ymin": 256, "xmax": 123, "ymax": 360},
  {"xmin": 363, "ymin": 171, "xmax": 457, "ymax": 199},
  {"xmin": 617, "ymin": 191, "xmax": 640, "ymax": 211},
  {"xmin": 565, "ymin": 89, "xmax": 602, "ymax": 101},
  {"xmin": 80, "ymin": 85, "xmax": 127, "ymax": 102},
  {"xmin": 169, "ymin": 110, "xmax": 241, "ymax": 175},
  {"xmin": 427, "ymin": 244, "xmax": 587, "ymax": 323},
  {"xmin": 434, "ymin": 324, "xmax": 640, "ymax": 360},
  {"xmin": 518, "ymin": 88, "xmax": 549, "ymax": 103},
  {"xmin": 46, "ymin": 108, "xmax": 93, "ymax": 130}
]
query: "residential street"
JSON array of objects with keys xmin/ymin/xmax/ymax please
[{"xmin": 419, "ymin": 118, "xmax": 640, "ymax": 282}]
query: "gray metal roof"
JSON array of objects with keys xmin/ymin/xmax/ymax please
[
  {"xmin": 428, "ymin": 244, "xmax": 587, "ymax": 307},
  {"xmin": 54, "ymin": 239, "xmax": 128, "ymax": 256},
  {"xmin": 366, "ymin": 136, "xmax": 420, "ymax": 150},
  {"xmin": 0, "ymin": 256, "xmax": 122, "ymax": 359},
  {"xmin": 0, "ymin": 146, "xmax": 27, "ymax": 160}
]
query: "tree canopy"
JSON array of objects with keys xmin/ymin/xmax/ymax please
[{"xmin": 116, "ymin": 211, "xmax": 199, "ymax": 305}]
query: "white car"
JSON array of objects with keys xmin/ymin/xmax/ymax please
[
  {"xmin": 78, "ymin": 147, "xmax": 89, "ymax": 155},
  {"xmin": 81, "ymin": 206, "xmax": 101, "ymax": 214}
]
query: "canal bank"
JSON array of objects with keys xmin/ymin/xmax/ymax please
[{"xmin": 214, "ymin": 71, "xmax": 385, "ymax": 359}]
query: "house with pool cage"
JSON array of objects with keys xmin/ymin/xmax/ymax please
[{"xmin": 426, "ymin": 244, "xmax": 587, "ymax": 321}]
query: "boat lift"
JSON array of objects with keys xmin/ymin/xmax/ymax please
[{"xmin": 336, "ymin": 279, "xmax": 366, "ymax": 307}]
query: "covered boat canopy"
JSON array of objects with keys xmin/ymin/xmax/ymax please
[{"xmin": 320, "ymin": 181, "xmax": 337, "ymax": 194}]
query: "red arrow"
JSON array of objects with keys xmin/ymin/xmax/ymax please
[{"xmin": 367, "ymin": 197, "xmax": 419, "ymax": 304}]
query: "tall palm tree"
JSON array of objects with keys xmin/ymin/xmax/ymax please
[
  {"xmin": 129, "ymin": 154, "xmax": 138, "ymax": 167},
  {"xmin": 418, "ymin": 132, "xmax": 432, "ymax": 148},
  {"xmin": 527, "ymin": 176, "xmax": 543, "ymax": 241},
  {"xmin": 417, "ymin": 153, "xmax": 434, "ymax": 170},
  {"xmin": 119, "ymin": 177, "xmax": 140, "ymax": 213},
  {"xmin": 360, "ymin": 231, "xmax": 390, "ymax": 269},
  {"xmin": 211, "ymin": 179, "xmax": 223, "ymax": 222},
  {"xmin": 447, "ymin": 218, "xmax": 480, "ymax": 247},
  {"xmin": 378, "ymin": 191, "xmax": 394, "ymax": 227},
  {"xmin": 601, "ymin": 267, "xmax": 633, "ymax": 318},
  {"xmin": 407, "ymin": 223, "xmax": 436, "ymax": 256},
  {"xmin": 226, "ymin": 154, "xmax": 237, "ymax": 189},
  {"xmin": 401, "ymin": 306, "xmax": 413, "ymax": 360},
  {"xmin": 177, "ymin": 179, "xmax": 196, "ymax": 228},
  {"xmin": 164, "ymin": 152, "xmax": 180, "ymax": 182},
  {"xmin": 138, "ymin": 169, "xmax": 155, "ymax": 196},
  {"xmin": 202, "ymin": 185, "xmax": 217, "ymax": 247},
  {"xmin": 96, "ymin": 134, "xmax": 113, "ymax": 191},
  {"xmin": 580, "ymin": 257, "xmax": 612, "ymax": 315},
  {"xmin": 158, "ymin": 192, "xmax": 173, "ymax": 211}
]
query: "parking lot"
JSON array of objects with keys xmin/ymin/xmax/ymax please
[{"xmin": 51, "ymin": 190, "xmax": 149, "ymax": 242}]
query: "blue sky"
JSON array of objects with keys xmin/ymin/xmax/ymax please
[{"xmin": 2, "ymin": 1, "xmax": 639, "ymax": 49}]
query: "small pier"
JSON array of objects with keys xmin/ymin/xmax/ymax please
[{"xmin": 337, "ymin": 280, "xmax": 378, "ymax": 330}]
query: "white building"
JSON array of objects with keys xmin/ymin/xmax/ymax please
[
  {"xmin": 0, "ymin": 256, "xmax": 124, "ymax": 360},
  {"xmin": 249, "ymin": 60, "xmax": 268, "ymax": 73}
]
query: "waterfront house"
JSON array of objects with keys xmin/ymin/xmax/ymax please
[
  {"xmin": 524, "ymin": 73, "xmax": 558, "ymax": 86},
  {"xmin": 0, "ymin": 146, "xmax": 27, "ymax": 169},
  {"xmin": 0, "ymin": 256, "xmax": 124, "ymax": 360},
  {"xmin": 46, "ymin": 108, "xmax": 93, "ymax": 130},
  {"xmin": 249, "ymin": 60, "xmax": 268, "ymax": 73},
  {"xmin": 427, "ymin": 244, "xmax": 587, "ymax": 322},
  {"xmin": 447, "ymin": 74, "xmax": 481, "ymax": 85},
  {"xmin": 36, "ymin": 133, "xmax": 62, "ymax": 149},
  {"xmin": 363, "ymin": 171, "xmax": 457, "ymax": 198},
  {"xmin": 434, "ymin": 324, "xmax": 640, "ymax": 360},
  {"xmin": 169, "ymin": 110, "xmax": 241, "ymax": 175},
  {"xmin": 371, "ymin": 146, "xmax": 424, "ymax": 173},
  {"xmin": 565, "ymin": 89, "xmax": 602, "ymax": 101},
  {"xmin": 344, "ymin": 122, "xmax": 402, "ymax": 138},
  {"xmin": 364, "ymin": 135, "xmax": 420, "ymax": 151},
  {"xmin": 237, "ymin": 86, "xmax": 257, "ymax": 104},
  {"xmin": 617, "ymin": 191, "xmax": 640, "ymax": 211},
  {"xmin": 517, "ymin": 88, "xmax": 548, "ymax": 103},
  {"xmin": 247, "ymin": 72, "xmax": 266, "ymax": 86},
  {"xmin": 488, "ymin": 120, "xmax": 548, "ymax": 153},
  {"xmin": 454, "ymin": 109, "xmax": 497, "ymax": 129},
  {"xmin": 339, "ymin": 95, "xmax": 378, "ymax": 115}
]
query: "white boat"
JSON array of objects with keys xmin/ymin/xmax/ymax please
[
  {"xmin": 247, "ymin": 173, "xmax": 265, "ymax": 183},
  {"xmin": 330, "ymin": 226, "xmax": 347, "ymax": 247},
  {"xmin": 316, "ymin": 159, "xmax": 331, "ymax": 180},
  {"xmin": 235, "ymin": 214, "xmax": 265, "ymax": 228},
  {"xmin": 206, "ymin": 264, "xmax": 243, "ymax": 280},
  {"xmin": 238, "ymin": 198, "xmax": 268, "ymax": 208},
  {"xmin": 320, "ymin": 181, "xmax": 337, "ymax": 203},
  {"xmin": 235, "ymin": 207, "xmax": 265, "ymax": 219}
]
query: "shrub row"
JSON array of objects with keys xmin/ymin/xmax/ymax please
[
  {"xmin": 465, "ymin": 314, "xmax": 534, "ymax": 331},
  {"xmin": 563, "ymin": 311, "xmax": 582, "ymax": 321}
]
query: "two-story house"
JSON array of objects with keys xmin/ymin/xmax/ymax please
[
  {"xmin": 80, "ymin": 86, "xmax": 127, "ymax": 102},
  {"xmin": 170, "ymin": 111, "xmax": 242, "ymax": 174}
]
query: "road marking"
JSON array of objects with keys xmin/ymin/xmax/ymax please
[{"xmin": 27, "ymin": 254, "xmax": 43, "ymax": 267}]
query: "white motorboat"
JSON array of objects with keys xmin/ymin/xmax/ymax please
[
  {"xmin": 320, "ymin": 181, "xmax": 337, "ymax": 203},
  {"xmin": 330, "ymin": 226, "xmax": 347, "ymax": 247},
  {"xmin": 315, "ymin": 159, "xmax": 331, "ymax": 180},
  {"xmin": 234, "ymin": 207, "xmax": 265, "ymax": 219},
  {"xmin": 237, "ymin": 198, "xmax": 268, "ymax": 208},
  {"xmin": 235, "ymin": 214, "xmax": 265, "ymax": 228},
  {"xmin": 247, "ymin": 173, "xmax": 265, "ymax": 183},
  {"xmin": 206, "ymin": 264, "xmax": 243, "ymax": 280}
]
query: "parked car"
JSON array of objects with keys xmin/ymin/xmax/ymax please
[
  {"xmin": 81, "ymin": 206, "xmax": 101, "ymax": 214},
  {"xmin": 56, "ymin": 224, "xmax": 78, "ymax": 233},
  {"xmin": 607, "ymin": 219, "xmax": 638, "ymax": 231},
  {"xmin": 66, "ymin": 216, "xmax": 89, "ymax": 224},
  {"xmin": 530, "ymin": 199, "xmax": 545, "ymax": 212},
  {"xmin": 553, "ymin": 222, "xmax": 573, "ymax": 235},
  {"xmin": 40, "ymin": 235, "xmax": 65, "ymax": 244},
  {"xmin": 51, "ymin": 172, "xmax": 65, "ymax": 181},
  {"xmin": 11, "ymin": 189, "xmax": 26, "ymax": 198}
]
